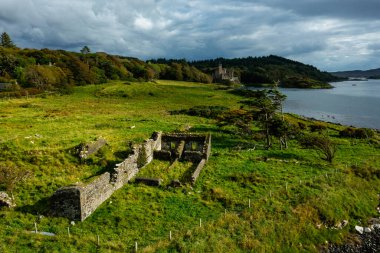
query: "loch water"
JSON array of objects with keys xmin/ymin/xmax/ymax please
[{"xmin": 252, "ymin": 80, "xmax": 380, "ymax": 129}]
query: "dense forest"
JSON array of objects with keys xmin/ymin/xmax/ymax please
[{"xmin": 188, "ymin": 55, "xmax": 343, "ymax": 87}]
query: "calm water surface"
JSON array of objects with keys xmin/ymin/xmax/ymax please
[{"xmin": 252, "ymin": 80, "xmax": 380, "ymax": 129}]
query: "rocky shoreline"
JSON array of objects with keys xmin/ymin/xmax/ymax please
[
  {"xmin": 326, "ymin": 198, "xmax": 380, "ymax": 253},
  {"xmin": 326, "ymin": 227, "xmax": 380, "ymax": 253}
]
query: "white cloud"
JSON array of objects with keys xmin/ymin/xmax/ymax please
[
  {"xmin": 0, "ymin": 0, "xmax": 380, "ymax": 70},
  {"xmin": 134, "ymin": 15, "xmax": 153, "ymax": 30}
]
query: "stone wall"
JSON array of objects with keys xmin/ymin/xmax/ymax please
[
  {"xmin": 159, "ymin": 133, "xmax": 211, "ymax": 161},
  {"xmin": 51, "ymin": 132, "xmax": 210, "ymax": 221},
  {"xmin": 191, "ymin": 159, "xmax": 206, "ymax": 184},
  {"xmin": 81, "ymin": 173, "xmax": 114, "ymax": 220},
  {"xmin": 111, "ymin": 148, "xmax": 140, "ymax": 189},
  {"xmin": 51, "ymin": 186, "xmax": 82, "ymax": 221},
  {"xmin": 51, "ymin": 132, "xmax": 162, "ymax": 221},
  {"xmin": 79, "ymin": 138, "xmax": 107, "ymax": 159},
  {"xmin": 204, "ymin": 134, "xmax": 212, "ymax": 160},
  {"xmin": 183, "ymin": 151, "xmax": 203, "ymax": 162}
]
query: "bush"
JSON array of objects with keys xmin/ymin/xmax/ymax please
[
  {"xmin": 299, "ymin": 134, "xmax": 337, "ymax": 163},
  {"xmin": 309, "ymin": 124, "xmax": 327, "ymax": 132},
  {"xmin": 0, "ymin": 165, "xmax": 30, "ymax": 192},
  {"xmin": 217, "ymin": 109, "xmax": 254, "ymax": 136},
  {"xmin": 171, "ymin": 106, "xmax": 229, "ymax": 119},
  {"xmin": 298, "ymin": 122, "xmax": 306, "ymax": 130},
  {"xmin": 350, "ymin": 164, "xmax": 380, "ymax": 180},
  {"xmin": 339, "ymin": 127, "xmax": 374, "ymax": 139}
]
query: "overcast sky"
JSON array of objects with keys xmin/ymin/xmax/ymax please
[{"xmin": 1, "ymin": 0, "xmax": 380, "ymax": 71}]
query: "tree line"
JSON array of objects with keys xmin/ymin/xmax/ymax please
[
  {"xmin": 0, "ymin": 33, "xmax": 212, "ymax": 95},
  {"xmin": 190, "ymin": 55, "xmax": 343, "ymax": 86},
  {"xmin": 1, "ymin": 32, "xmax": 344, "ymax": 94}
]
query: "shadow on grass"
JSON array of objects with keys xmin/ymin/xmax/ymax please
[
  {"xmin": 16, "ymin": 196, "xmax": 51, "ymax": 216},
  {"xmin": 190, "ymin": 125, "xmax": 254, "ymax": 150},
  {"xmin": 266, "ymin": 150, "xmax": 305, "ymax": 160},
  {"xmin": 179, "ymin": 162, "xmax": 198, "ymax": 184}
]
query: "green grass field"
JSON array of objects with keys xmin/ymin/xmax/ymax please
[{"xmin": 0, "ymin": 80, "xmax": 379, "ymax": 252}]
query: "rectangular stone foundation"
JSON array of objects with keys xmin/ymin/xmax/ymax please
[{"xmin": 51, "ymin": 132, "xmax": 211, "ymax": 221}]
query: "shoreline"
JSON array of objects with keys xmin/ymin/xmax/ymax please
[
  {"xmin": 326, "ymin": 227, "xmax": 380, "ymax": 253},
  {"xmin": 287, "ymin": 113, "xmax": 380, "ymax": 132},
  {"xmin": 244, "ymin": 84, "xmax": 380, "ymax": 131}
]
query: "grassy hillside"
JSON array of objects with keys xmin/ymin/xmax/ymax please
[{"xmin": 0, "ymin": 80, "xmax": 379, "ymax": 252}]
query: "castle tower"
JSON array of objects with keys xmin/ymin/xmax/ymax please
[{"xmin": 218, "ymin": 63, "xmax": 223, "ymax": 75}]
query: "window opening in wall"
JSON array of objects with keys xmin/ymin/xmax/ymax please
[
  {"xmin": 170, "ymin": 142, "xmax": 176, "ymax": 149},
  {"xmin": 191, "ymin": 142, "xmax": 198, "ymax": 151}
]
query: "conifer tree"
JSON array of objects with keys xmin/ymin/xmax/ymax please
[
  {"xmin": 0, "ymin": 32, "xmax": 16, "ymax": 48},
  {"xmin": 80, "ymin": 46, "xmax": 90, "ymax": 54}
]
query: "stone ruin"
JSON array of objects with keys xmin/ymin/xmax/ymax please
[
  {"xmin": 51, "ymin": 132, "xmax": 211, "ymax": 221},
  {"xmin": 77, "ymin": 138, "xmax": 107, "ymax": 160},
  {"xmin": 137, "ymin": 132, "xmax": 211, "ymax": 185},
  {"xmin": 0, "ymin": 191, "xmax": 15, "ymax": 208}
]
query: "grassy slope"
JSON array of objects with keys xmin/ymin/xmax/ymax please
[{"xmin": 0, "ymin": 80, "xmax": 379, "ymax": 252}]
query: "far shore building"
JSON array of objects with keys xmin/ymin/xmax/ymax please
[{"xmin": 212, "ymin": 63, "xmax": 239, "ymax": 84}]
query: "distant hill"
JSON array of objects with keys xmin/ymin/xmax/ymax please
[
  {"xmin": 0, "ymin": 47, "xmax": 212, "ymax": 96},
  {"xmin": 0, "ymin": 45, "xmax": 344, "ymax": 95},
  {"xmin": 330, "ymin": 68, "xmax": 380, "ymax": 79},
  {"xmin": 188, "ymin": 55, "xmax": 341, "ymax": 88}
]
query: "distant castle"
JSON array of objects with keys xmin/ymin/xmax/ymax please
[{"xmin": 212, "ymin": 63, "xmax": 239, "ymax": 83}]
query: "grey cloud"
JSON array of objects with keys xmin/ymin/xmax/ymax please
[
  {"xmin": 0, "ymin": 0, "xmax": 380, "ymax": 71},
  {"xmin": 368, "ymin": 43, "xmax": 380, "ymax": 51},
  {"xmin": 280, "ymin": 0, "xmax": 380, "ymax": 20},
  {"xmin": 235, "ymin": 0, "xmax": 380, "ymax": 20}
]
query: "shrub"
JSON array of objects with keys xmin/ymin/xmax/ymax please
[
  {"xmin": 0, "ymin": 165, "xmax": 30, "ymax": 192},
  {"xmin": 217, "ymin": 109, "xmax": 254, "ymax": 136},
  {"xmin": 298, "ymin": 122, "xmax": 306, "ymax": 130},
  {"xmin": 309, "ymin": 124, "xmax": 327, "ymax": 132},
  {"xmin": 339, "ymin": 127, "xmax": 374, "ymax": 139},
  {"xmin": 349, "ymin": 165, "xmax": 380, "ymax": 180},
  {"xmin": 171, "ymin": 106, "xmax": 229, "ymax": 119},
  {"xmin": 299, "ymin": 134, "xmax": 337, "ymax": 163}
]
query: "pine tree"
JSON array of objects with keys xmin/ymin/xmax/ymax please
[
  {"xmin": 0, "ymin": 32, "xmax": 16, "ymax": 48},
  {"xmin": 80, "ymin": 46, "xmax": 90, "ymax": 54}
]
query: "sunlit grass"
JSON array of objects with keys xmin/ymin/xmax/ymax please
[{"xmin": 0, "ymin": 80, "xmax": 379, "ymax": 252}]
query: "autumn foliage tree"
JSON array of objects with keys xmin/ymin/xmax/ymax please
[{"xmin": 0, "ymin": 46, "xmax": 213, "ymax": 94}]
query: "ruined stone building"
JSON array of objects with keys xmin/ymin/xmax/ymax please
[
  {"xmin": 212, "ymin": 63, "xmax": 239, "ymax": 83},
  {"xmin": 51, "ymin": 132, "xmax": 211, "ymax": 221}
]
